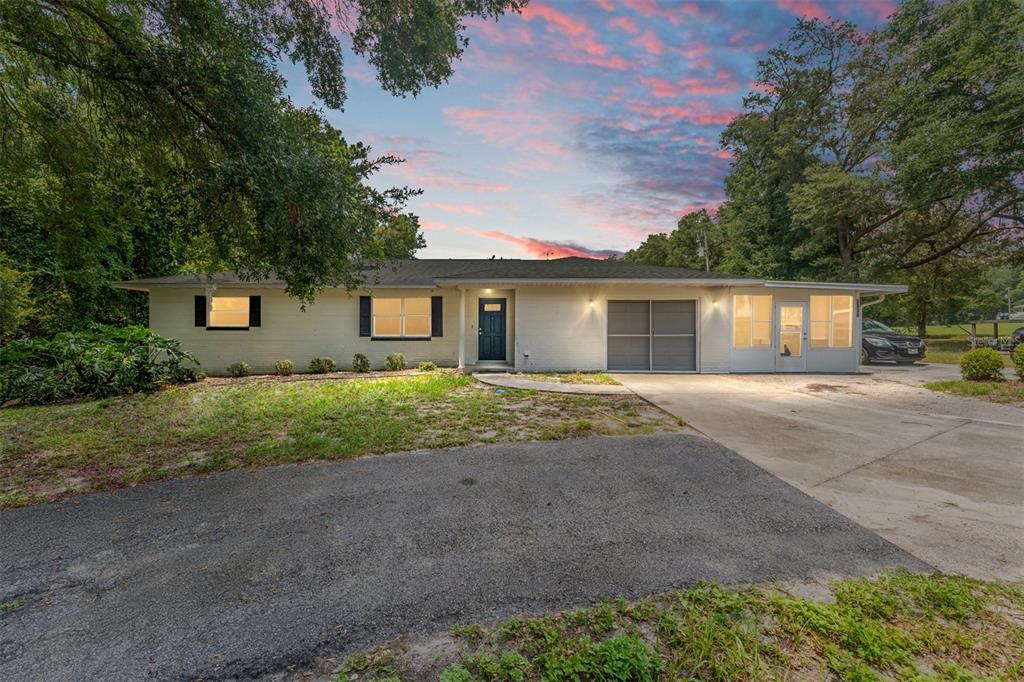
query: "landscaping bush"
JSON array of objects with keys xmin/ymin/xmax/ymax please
[
  {"xmin": 960, "ymin": 348, "xmax": 1004, "ymax": 381},
  {"xmin": 0, "ymin": 324, "xmax": 198, "ymax": 405},
  {"xmin": 227, "ymin": 361, "xmax": 251, "ymax": 377},
  {"xmin": 418, "ymin": 360, "xmax": 437, "ymax": 372},
  {"xmin": 307, "ymin": 356, "xmax": 337, "ymax": 374},
  {"xmin": 384, "ymin": 352, "xmax": 406, "ymax": 371},
  {"xmin": 1013, "ymin": 345, "xmax": 1024, "ymax": 380},
  {"xmin": 352, "ymin": 353, "xmax": 370, "ymax": 373},
  {"xmin": 273, "ymin": 359, "xmax": 294, "ymax": 376}
]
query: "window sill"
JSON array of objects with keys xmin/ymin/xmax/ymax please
[
  {"xmin": 371, "ymin": 336, "xmax": 432, "ymax": 341},
  {"xmin": 206, "ymin": 326, "xmax": 251, "ymax": 331}
]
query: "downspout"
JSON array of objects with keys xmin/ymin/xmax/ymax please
[{"xmin": 860, "ymin": 294, "xmax": 886, "ymax": 312}]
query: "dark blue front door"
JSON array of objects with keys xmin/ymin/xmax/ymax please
[{"xmin": 478, "ymin": 298, "xmax": 506, "ymax": 361}]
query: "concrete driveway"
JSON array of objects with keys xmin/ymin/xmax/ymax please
[
  {"xmin": 0, "ymin": 435, "xmax": 923, "ymax": 681},
  {"xmin": 615, "ymin": 366, "xmax": 1024, "ymax": 580}
]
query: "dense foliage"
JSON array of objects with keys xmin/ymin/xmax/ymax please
[
  {"xmin": 627, "ymin": 0, "xmax": 1023, "ymax": 328},
  {"xmin": 0, "ymin": 325, "xmax": 198, "ymax": 405},
  {"xmin": 0, "ymin": 0, "xmax": 525, "ymax": 338},
  {"xmin": 959, "ymin": 348, "xmax": 1006, "ymax": 381}
]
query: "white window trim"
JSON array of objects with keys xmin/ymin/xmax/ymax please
[
  {"xmin": 372, "ymin": 297, "xmax": 431, "ymax": 338},
  {"xmin": 732, "ymin": 294, "xmax": 773, "ymax": 349}
]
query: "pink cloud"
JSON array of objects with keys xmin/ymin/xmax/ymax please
[
  {"xmin": 594, "ymin": 0, "xmax": 614, "ymax": 10},
  {"xmin": 460, "ymin": 227, "xmax": 619, "ymax": 259},
  {"xmin": 678, "ymin": 74, "xmax": 741, "ymax": 95},
  {"xmin": 639, "ymin": 76, "xmax": 678, "ymax": 98},
  {"xmin": 776, "ymin": 0, "xmax": 830, "ymax": 20},
  {"xmin": 622, "ymin": 0, "xmax": 660, "ymax": 17},
  {"xmin": 857, "ymin": 0, "xmax": 897, "ymax": 20},
  {"xmin": 422, "ymin": 201, "xmax": 484, "ymax": 216},
  {"xmin": 417, "ymin": 218, "xmax": 446, "ymax": 231},
  {"xmin": 629, "ymin": 101, "xmax": 738, "ymax": 125},
  {"xmin": 608, "ymin": 16, "xmax": 639, "ymax": 34},
  {"xmin": 443, "ymin": 106, "xmax": 555, "ymax": 145},
  {"xmin": 711, "ymin": 149, "xmax": 733, "ymax": 159},
  {"xmin": 520, "ymin": 2, "xmax": 608, "ymax": 56},
  {"xmin": 633, "ymin": 30, "xmax": 665, "ymax": 56}
]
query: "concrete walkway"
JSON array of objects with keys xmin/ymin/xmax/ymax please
[
  {"xmin": 614, "ymin": 370, "xmax": 1024, "ymax": 580},
  {"xmin": 0, "ymin": 435, "xmax": 924, "ymax": 681},
  {"xmin": 473, "ymin": 372, "xmax": 633, "ymax": 394}
]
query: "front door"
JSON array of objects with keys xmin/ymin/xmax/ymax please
[
  {"xmin": 776, "ymin": 302, "xmax": 807, "ymax": 372},
  {"xmin": 478, "ymin": 298, "xmax": 507, "ymax": 361}
]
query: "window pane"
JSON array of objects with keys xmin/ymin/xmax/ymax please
[
  {"xmin": 404, "ymin": 315, "xmax": 430, "ymax": 337},
  {"xmin": 810, "ymin": 321, "xmax": 830, "ymax": 348},
  {"xmin": 373, "ymin": 316, "xmax": 401, "ymax": 336},
  {"xmin": 374, "ymin": 298, "xmax": 401, "ymax": 315},
  {"xmin": 209, "ymin": 297, "xmax": 249, "ymax": 327},
  {"xmin": 810, "ymin": 296, "xmax": 829, "ymax": 323},
  {"xmin": 404, "ymin": 297, "xmax": 431, "ymax": 315},
  {"xmin": 753, "ymin": 321, "xmax": 772, "ymax": 348},
  {"xmin": 733, "ymin": 296, "xmax": 751, "ymax": 347},
  {"xmin": 832, "ymin": 296, "xmax": 853, "ymax": 348},
  {"xmin": 753, "ymin": 295, "xmax": 772, "ymax": 324},
  {"xmin": 608, "ymin": 300, "xmax": 649, "ymax": 335},
  {"xmin": 483, "ymin": 303, "xmax": 501, "ymax": 312}
]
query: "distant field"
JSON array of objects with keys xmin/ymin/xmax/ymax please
[{"xmin": 921, "ymin": 323, "xmax": 1011, "ymax": 339}]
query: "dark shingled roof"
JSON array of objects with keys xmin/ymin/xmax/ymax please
[{"xmin": 113, "ymin": 257, "xmax": 758, "ymax": 289}]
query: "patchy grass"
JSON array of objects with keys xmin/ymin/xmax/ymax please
[
  {"xmin": 518, "ymin": 372, "xmax": 621, "ymax": 386},
  {"xmin": 922, "ymin": 338, "xmax": 1015, "ymax": 368},
  {"xmin": 925, "ymin": 379, "xmax": 1024, "ymax": 405},
  {"xmin": 330, "ymin": 571, "xmax": 1024, "ymax": 682},
  {"xmin": 0, "ymin": 374, "xmax": 680, "ymax": 508}
]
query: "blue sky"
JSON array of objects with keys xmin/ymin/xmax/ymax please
[{"xmin": 284, "ymin": 0, "xmax": 895, "ymax": 259}]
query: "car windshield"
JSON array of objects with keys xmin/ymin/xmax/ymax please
[{"xmin": 863, "ymin": 319, "xmax": 895, "ymax": 334}]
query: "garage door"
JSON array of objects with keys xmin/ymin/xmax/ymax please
[{"xmin": 607, "ymin": 300, "xmax": 696, "ymax": 372}]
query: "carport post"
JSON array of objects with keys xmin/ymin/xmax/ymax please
[{"xmin": 458, "ymin": 288, "xmax": 466, "ymax": 369}]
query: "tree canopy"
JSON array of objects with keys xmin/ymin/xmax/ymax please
[
  {"xmin": 0, "ymin": 0, "xmax": 525, "ymax": 337},
  {"xmin": 630, "ymin": 0, "xmax": 1023, "ymax": 327}
]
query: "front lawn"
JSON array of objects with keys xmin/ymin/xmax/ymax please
[
  {"xmin": 334, "ymin": 571, "xmax": 1024, "ymax": 682},
  {"xmin": 925, "ymin": 379, "xmax": 1024, "ymax": 405},
  {"xmin": 0, "ymin": 374, "xmax": 680, "ymax": 508}
]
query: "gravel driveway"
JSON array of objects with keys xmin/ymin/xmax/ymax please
[{"xmin": 0, "ymin": 434, "xmax": 925, "ymax": 681}]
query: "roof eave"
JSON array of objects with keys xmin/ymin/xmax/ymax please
[{"xmin": 765, "ymin": 280, "xmax": 909, "ymax": 294}]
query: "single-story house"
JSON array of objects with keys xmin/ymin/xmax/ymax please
[{"xmin": 113, "ymin": 257, "xmax": 907, "ymax": 375}]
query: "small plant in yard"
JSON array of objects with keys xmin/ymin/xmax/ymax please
[
  {"xmin": 385, "ymin": 352, "xmax": 406, "ymax": 371},
  {"xmin": 417, "ymin": 360, "xmax": 437, "ymax": 372},
  {"xmin": 226, "ymin": 361, "xmax": 250, "ymax": 377},
  {"xmin": 273, "ymin": 359, "xmax": 293, "ymax": 376},
  {"xmin": 307, "ymin": 356, "xmax": 337, "ymax": 374},
  {"xmin": 352, "ymin": 353, "xmax": 370, "ymax": 372},
  {"xmin": 960, "ymin": 348, "xmax": 1005, "ymax": 380},
  {"xmin": 1013, "ymin": 345, "xmax": 1024, "ymax": 379}
]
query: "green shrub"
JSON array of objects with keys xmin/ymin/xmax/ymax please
[
  {"xmin": 273, "ymin": 359, "xmax": 293, "ymax": 376},
  {"xmin": 1013, "ymin": 345, "xmax": 1024, "ymax": 380},
  {"xmin": 960, "ymin": 348, "xmax": 1004, "ymax": 381},
  {"xmin": 307, "ymin": 356, "xmax": 337, "ymax": 374},
  {"xmin": 418, "ymin": 360, "xmax": 437, "ymax": 372},
  {"xmin": 384, "ymin": 353, "xmax": 406, "ymax": 371},
  {"xmin": 0, "ymin": 325, "xmax": 198, "ymax": 405},
  {"xmin": 227, "ymin": 361, "xmax": 250, "ymax": 377},
  {"xmin": 352, "ymin": 353, "xmax": 370, "ymax": 373}
]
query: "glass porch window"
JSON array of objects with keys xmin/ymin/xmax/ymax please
[
  {"xmin": 733, "ymin": 295, "xmax": 772, "ymax": 348},
  {"xmin": 810, "ymin": 295, "xmax": 853, "ymax": 348}
]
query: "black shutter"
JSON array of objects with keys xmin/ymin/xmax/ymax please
[
  {"xmin": 431, "ymin": 296, "xmax": 443, "ymax": 337},
  {"xmin": 194, "ymin": 296, "xmax": 207, "ymax": 327},
  {"xmin": 359, "ymin": 296, "xmax": 371, "ymax": 337},
  {"xmin": 249, "ymin": 296, "xmax": 261, "ymax": 327}
]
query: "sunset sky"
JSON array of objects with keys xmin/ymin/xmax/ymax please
[{"xmin": 283, "ymin": 0, "xmax": 896, "ymax": 259}]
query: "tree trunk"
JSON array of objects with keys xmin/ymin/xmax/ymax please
[{"xmin": 916, "ymin": 305, "xmax": 927, "ymax": 339}]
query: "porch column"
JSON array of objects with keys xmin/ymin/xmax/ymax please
[{"xmin": 458, "ymin": 288, "xmax": 466, "ymax": 369}]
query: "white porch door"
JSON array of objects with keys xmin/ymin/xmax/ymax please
[{"xmin": 775, "ymin": 302, "xmax": 807, "ymax": 372}]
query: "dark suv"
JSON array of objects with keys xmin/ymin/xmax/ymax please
[{"xmin": 861, "ymin": 319, "xmax": 926, "ymax": 364}]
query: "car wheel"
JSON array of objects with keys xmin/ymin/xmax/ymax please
[{"xmin": 860, "ymin": 348, "xmax": 870, "ymax": 365}]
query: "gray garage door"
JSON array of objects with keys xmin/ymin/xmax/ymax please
[{"xmin": 607, "ymin": 300, "xmax": 696, "ymax": 372}]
